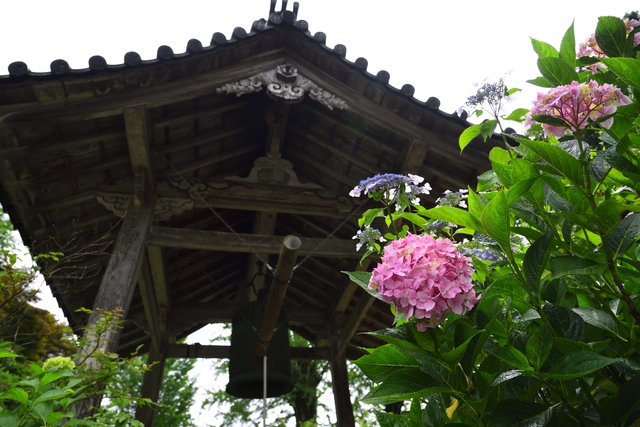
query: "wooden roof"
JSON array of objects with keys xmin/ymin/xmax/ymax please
[{"xmin": 0, "ymin": 1, "xmax": 499, "ymax": 359}]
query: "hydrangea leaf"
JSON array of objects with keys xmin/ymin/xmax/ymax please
[
  {"xmin": 485, "ymin": 346, "xmax": 531, "ymax": 371},
  {"xmin": 491, "ymin": 369, "xmax": 524, "ymax": 387},
  {"xmin": 546, "ymin": 351, "xmax": 619, "ymax": 380},
  {"xmin": 361, "ymin": 367, "xmax": 449, "ymax": 405},
  {"xmin": 526, "ymin": 76, "xmax": 555, "ymax": 88},
  {"xmin": 549, "ymin": 256, "xmax": 608, "ymax": 280},
  {"xmin": 523, "ymin": 230, "xmax": 553, "ymax": 293},
  {"xmin": 543, "ymin": 303, "xmax": 586, "ymax": 341},
  {"xmin": 606, "ymin": 213, "xmax": 640, "ymax": 258},
  {"xmin": 487, "ymin": 399, "xmax": 556, "ymax": 427},
  {"xmin": 459, "ymin": 120, "xmax": 497, "ymax": 152},
  {"xmin": 516, "ymin": 138, "xmax": 585, "ymax": 187},
  {"xmin": 559, "ymin": 21, "xmax": 576, "ymax": 68},
  {"xmin": 596, "ymin": 16, "xmax": 633, "ymax": 58},
  {"xmin": 354, "ymin": 344, "xmax": 419, "ymax": 383},
  {"xmin": 601, "ymin": 58, "xmax": 640, "ymax": 89},
  {"xmin": 481, "ymin": 190, "xmax": 511, "ymax": 252},
  {"xmin": 537, "ymin": 57, "xmax": 579, "ymax": 86},
  {"xmin": 0, "ymin": 387, "xmax": 29, "ymax": 406},
  {"xmin": 526, "ymin": 324, "xmax": 553, "ymax": 372},
  {"xmin": 530, "ymin": 37, "xmax": 559, "ymax": 58},
  {"xmin": 504, "ymin": 108, "xmax": 529, "ymax": 122},
  {"xmin": 572, "ymin": 307, "xmax": 619, "ymax": 336}
]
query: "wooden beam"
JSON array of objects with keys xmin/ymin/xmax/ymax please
[
  {"xmin": 124, "ymin": 105, "xmax": 155, "ymax": 205},
  {"xmin": 74, "ymin": 200, "xmax": 154, "ymax": 419},
  {"xmin": 147, "ymin": 226, "xmax": 361, "ymax": 258},
  {"xmin": 131, "ymin": 303, "xmax": 328, "ymax": 334},
  {"xmin": 328, "ymin": 333, "xmax": 355, "ymax": 427},
  {"xmin": 86, "ymin": 200, "xmax": 155, "ymax": 350},
  {"xmin": 137, "ymin": 255, "xmax": 162, "ymax": 353},
  {"xmin": 256, "ymin": 235, "xmax": 301, "ymax": 357},
  {"xmin": 399, "ymin": 138, "xmax": 430, "ymax": 175},
  {"xmin": 337, "ymin": 292, "xmax": 375, "ymax": 357},
  {"xmin": 246, "ymin": 211, "xmax": 278, "ymax": 302},
  {"xmin": 166, "ymin": 344, "xmax": 330, "ymax": 360},
  {"xmin": 135, "ymin": 345, "xmax": 167, "ymax": 427}
]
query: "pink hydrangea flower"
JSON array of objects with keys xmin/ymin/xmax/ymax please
[
  {"xmin": 524, "ymin": 81, "xmax": 631, "ymax": 137},
  {"xmin": 369, "ymin": 233, "xmax": 478, "ymax": 329}
]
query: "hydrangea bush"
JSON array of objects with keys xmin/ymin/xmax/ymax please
[{"xmin": 346, "ymin": 14, "xmax": 640, "ymax": 427}]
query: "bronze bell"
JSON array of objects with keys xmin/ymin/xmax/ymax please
[{"xmin": 226, "ymin": 300, "xmax": 293, "ymax": 399}]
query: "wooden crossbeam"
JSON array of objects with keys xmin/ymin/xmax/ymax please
[
  {"xmin": 166, "ymin": 344, "xmax": 330, "ymax": 360},
  {"xmin": 147, "ymin": 226, "xmax": 361, "ymax": 258},
  {"xmin": 337, "ymin": 292, "xmax": 374, "ymax": 357}
]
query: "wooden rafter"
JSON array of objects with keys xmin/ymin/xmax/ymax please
[{"xmin": 147, "ymin": 226, "xmax": 361, "ymax": 258}]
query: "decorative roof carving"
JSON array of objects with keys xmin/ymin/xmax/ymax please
[
  {"xmin": 225, "ymin": 155, "xmax": 323, "ymax": 189},
  {"xmin": 216, "ymin": 64, "xmax": 348, "ymax": 111}
]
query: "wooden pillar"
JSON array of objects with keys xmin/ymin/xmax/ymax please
[
  {"xmin": 135, "ymin": 346, "xmax": 168, "ymax": 426},
  {"xmin": 328, "ymin": 332, "xmax": 355, "ymax": 427},
  {"xmin": 75, "ymin": 201, "xmax": 154, "ymax": 419}
]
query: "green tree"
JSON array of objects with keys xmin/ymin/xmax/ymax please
[{"xmin": 99, "ymin": 353, "xmax": 198, "ymax": 426}]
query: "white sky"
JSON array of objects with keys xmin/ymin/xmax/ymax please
[{"xmin": 4, "ymin": 0, "xmax": 637, "ymax": 425}]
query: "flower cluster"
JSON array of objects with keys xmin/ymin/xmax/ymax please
[
  {"xmin": 43, "ymin": 356, "xmax": 75, "ymax": 371},
  {"xmin": 353, "ymin": 227, "xmax": 386, "ymax": 251},
  {"xmin": 437, "ymin": 189, "xmax": 468, "ymax": 208},
  {"xmin": 369, "ymin": 233, "xmax": 478, "ymax": 330},
  {"xmin": 349, "ymin": 173, "xmax": 431, "ymax": 204},
  {"xmin": 577, "ymin": 18, "xmax": 640, "ymax": 73},
  {"xmin": 458, "ymin": 78, "xmax": 507, "ymax": 117},
  {"xmin": 525, "ymin": 81, "xmax": 632, "ymax": 137}
]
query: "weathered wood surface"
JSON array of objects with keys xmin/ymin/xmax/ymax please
[
  {"xmin": 147, "ymin": 227, "xmax": 361, "ymax": 258},
  {"xmin": 135, "ymin": 346, "xmax": 167, "ymax": 427},
  {"xmin": 166, "ymin": 344, "xmax": 330, "ymax": 360},
  {"xmin": 328, "ymin": 332, "xmax": 356, "ymax": 427}
]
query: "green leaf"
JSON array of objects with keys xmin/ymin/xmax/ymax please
[
  {"xmin": 530, "ymin": 114, "xmax": 569, "ymax": 127},
  {"xmin": 33, "ymin": 389, "xmax": 72, "ymax": 406},
  {"xmin": 376, "ymin": 411, "xmax": 411, "ymax": 427},
  {"xmin": 441, "ymin": 330, "xmax": 482, "ymax": 364},
  {"xmin": 504, "ymin": 108, "xmax": 529, "ymax": 122},
  {"xmin": 0, "ymin": 349, "xmax": 19, "ymax": 358},
  {"xmin": 359, "ymin": 207, "xmax": 385, "ymax": 228},
  {"xmin": 488, "ymin": 399, "xmax": 555, "ymax": 427},
  {"xmin": 537, "ymin": 57, "xmax": 579, "ymax": 86},
  {"xmin": 354, "ymin": 344, "xmax": 419, "ymax": 383},
  {"xmin": 481, "ymin": 191, "xmax": 511, "ymax": 252},
  {"xmin": 516, "ymin": 137, "xmax": 585, "ymax": 187},
  {"xmin": 459, "ymin": 124, "xmax": 483, "ymax": 152},
  {"xmin": 559, "ymin": 21, "xmax": 576, "ymax": 68},
  {"xmin": 491, "ymin": 369, "xmax": 524, "ymax": 387},
  {"xmin": 526, "ymin": 324, "xmax": 553, "ymax": 371},
  {"xmin": 483, "ymin": 275, "xmax": 532, "ymax": 313},
  {"xmin": 546, "ymin": 351, "xmax": 619, "ymax": 380},
  {"xmin": 480, "ymin": 120, "xmax": 498, "ymax": 140},
  {"xmin": 0, "ymin": 387, "xmax": 29, "ymax": 406},
  {"xmin": 422, "ymin": 206, "xmax": 472, "ymax": 229},
  {"xmin": 606, "ymin": 213, "xmax": 640, "ymax": 258},
  {"xmin": 343, "ymin": 270, "xmax": 372, "ymax": 289},
  {"xmin": 572, "ymin": 307, "xmax": 619, "ymax": 335},
  {"xmin": 362, "ymin": 368, "xmax": 449, "ymax": 404},
  {"xmin": 601, "ymin": 57, "xmax": 640, "ymax": 89},
  {"xmin": 531, "ymin": 37, "xmax": 559, "ymax": 57},
  {"xmin": 526, "ymin": 76, "xmax": 554, "ymax": 88},
  {"xmin": 366, "ymin": 325, "xmax": 427, "ymax": 355},
  {"xmin": 543, "ymin": 303, "xmax": 586, "ymax": 341},
  {"xmin": 523, "ymin": 230, "xmax": 553, "ymax": 293},
  {"xmin": 549, "ymin": 256, "xmax": 608, "ymax": 279},
  {"xmin": 596, "ymin": 16, "xmax": 632, "ymax": 58},
  {"xmin": 485, "ymin": 346, "xmax": 531, "ymax": 371}
]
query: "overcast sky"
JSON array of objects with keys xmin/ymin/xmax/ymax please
[{"xmin": 4, "ymin": 0, "xmax": 637, "ymax": 425}]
